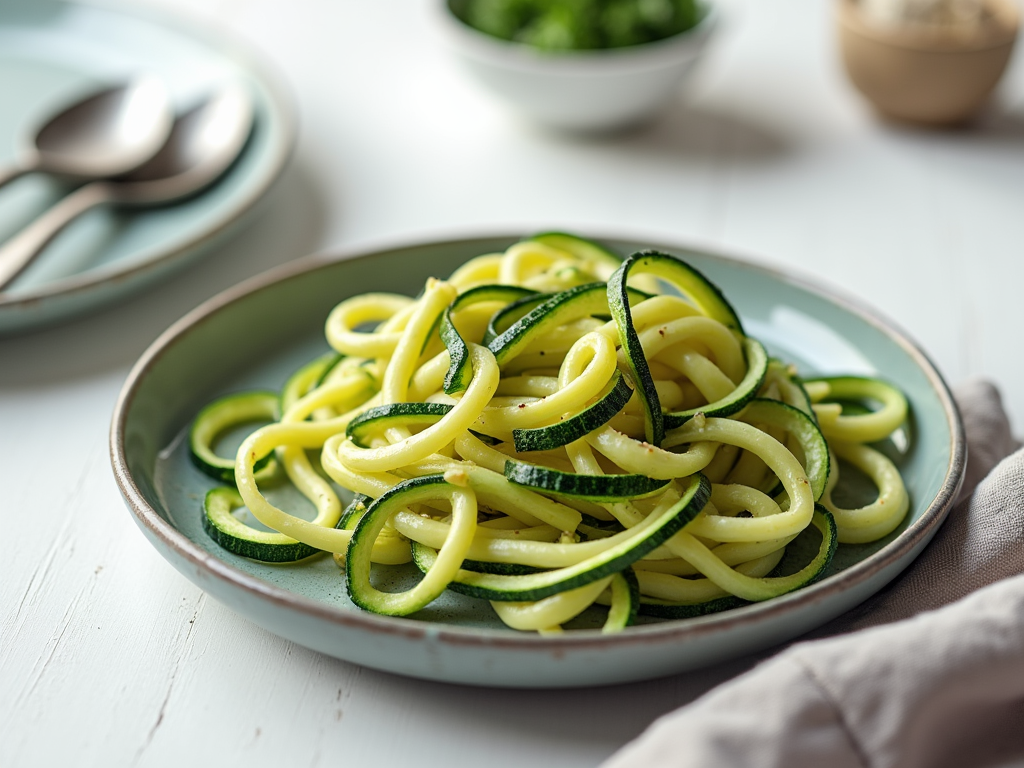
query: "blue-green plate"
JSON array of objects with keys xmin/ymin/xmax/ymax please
[
  {"xmin": 111, "ymin": 233, "xmax": 965, "ymax": 688},
  {"xmin": 0, "ymin": 0, "xmax": 293, "ymax": 334}
]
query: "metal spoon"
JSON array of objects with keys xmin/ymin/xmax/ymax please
[
  {"xmin": 0, "ymin": 85, "xmax": 254, "ymax": 291},
  {"xmin": 0, "ymin": 78, "xmax": 173, "ymax": 191}
]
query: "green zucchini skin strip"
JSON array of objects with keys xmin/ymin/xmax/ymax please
[
  {"xmin": 804, "ymin": 375, "xmax": 909, "ymax": 443},
  {"xmin": 203, "ymin": 486, "xmax": 321, "ymax": 562},
  {"xmin": 441, "ymin": 284, "xmax": 538, "ymax": 394},
  {"xmin": 504, "ymin": 459, "xmax": 670, "ymax": 501},
  {"xmin": 413, "ymin": 473, "xmax": 711, "ymax": 602},
  {"xmin": 608, "ymin": 265, "xmax": 663, "ymax": 447},
  {"xmin": 638, "ymin": 506, "xmax": 837, "ymax": 618},
  {"xmin": 460, "ymin": 559, "xmax": 544, "ymax": 576},
  {"xmin": 736, "ymin": 398, "xmax": 831, "ymax": 502},
  {"xmin": 662, "ymin": 336, "xmax": 769, "ymax": 429},
  {"xmin": 579, "ymin": 513, "xmax": 625, "ymax": 532},
  {"xmin": 512, "ymin": 370, "xmax": 633, "ymax": 452},
  {"xmin": 189, "ymin": 391, "xmax": 280, "ymax": 484},
  {"xmin": 346, "ymin": 402, "xmax": 454, "ymax": 448},
  {"xmin": 608, "ymin": 250, "xmax": 745, "ymax": 447},
  {"xmin": 638, "ymin": 594, "xmax": 746, "ymax": 620},
  {"xmin": 338, "ymin": 493, "xmax": 371, "ymax": 529},
  {"xmin": 620, "ymin": 250, "xmax": 744, "ymax": 333},
  {"xmin": 482, "ymin": 293, "xmax": 549, "ymax": 347},
  {"xmin": 527, "ymin": 232, "xmax": 624, "ymax": 276},
  {"xmin": 314, "ymin": 353, "xmax": 346, "ymax": 388},
  {"xmin": 346, "ymin": 474, "xmax": 474, "ymax": 616},
  {"xmin": 487, "ymin": 282, "xmax": 651, "ymax": 368},
  {"xmin": 281, "ymin": 352, "xmax": 343, "ymax": 413},
  {"xmin": 603, "ymin": 568, "xmax": 640, "ymax": 631}
]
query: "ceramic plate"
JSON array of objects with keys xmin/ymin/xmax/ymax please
[
  {"xmin": 111, "ymin": 234, "xmax": 965, "ymax": 688},
  {"xmin": 0, "ymin": 0, "xmax": 293, "ymax": 334}
]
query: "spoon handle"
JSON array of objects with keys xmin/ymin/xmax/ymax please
[{"xmin": 0, "ymin": 182, "xmax": 114, "ymax": 291}]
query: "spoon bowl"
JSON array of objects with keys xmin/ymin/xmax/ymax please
[
  {"xmin": 0, "ymin": 78, "xmax": 173, "ymax": 189},
  {"xmin": 110, "ymin": 85, "xmax": 254, "ymax": 205},
  {"xmin": 0, "ymin": 85, "xmax": 254, "ymax": 291}
]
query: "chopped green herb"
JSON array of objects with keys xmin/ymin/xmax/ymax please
[{"xmin": 451, "ymin": 0, "xmax": 705, "ymax": 51}]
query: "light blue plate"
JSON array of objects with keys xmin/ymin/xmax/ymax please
[
  {"xmin": 0, "ymin": 0, "xmax": 293, "ymax": 334},
  {"xmin": 111, "ymin": 234, "xmax": 965, "ymax": 688}
]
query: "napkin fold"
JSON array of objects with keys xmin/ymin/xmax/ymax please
[{"xmin": 603, "ymin": 379, "xmax": 1024, "ymax": 768}]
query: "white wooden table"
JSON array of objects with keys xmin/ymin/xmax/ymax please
[{"xmin": 2, "ymin": 1, "xmax": 1022, "ymax": 765}]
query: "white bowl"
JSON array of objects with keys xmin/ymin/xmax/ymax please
[{"xmin": 436, "ymin": 1, "xmax": 717, "ymax": 132}]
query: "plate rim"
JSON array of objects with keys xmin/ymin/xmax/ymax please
[
  {"xmin": 110, "ymin": 229, "xmax": 967, "ymax": 652},
  {"xmin": 0, "ymin": 0, "xmax": 296, "ymax": 315}
]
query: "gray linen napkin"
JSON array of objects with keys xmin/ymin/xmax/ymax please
[{"xmin": 602, "ymin": 379, "xmax": 1024, "ymax": 768}]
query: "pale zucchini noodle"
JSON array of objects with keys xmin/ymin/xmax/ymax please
[{"xmin": 190, "ymin": 234, "xmax": 912, "ymax": 634}]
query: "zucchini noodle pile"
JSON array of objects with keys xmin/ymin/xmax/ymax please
[{"xmin": 190, "ymin": 233, "xmax": 911, "ymax": 633}]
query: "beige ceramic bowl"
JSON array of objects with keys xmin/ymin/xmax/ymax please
[{"xmin": 838, "ymin": 0, "xmax": 1020, "ymax": 125}]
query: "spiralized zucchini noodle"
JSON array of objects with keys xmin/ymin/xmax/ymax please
[{"xmin": 190, "ymin": 233, "xmax": 911, "ymax": 633}]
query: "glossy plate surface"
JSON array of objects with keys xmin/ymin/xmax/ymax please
[
  {"xmin": 0, "ymin": 0, "xmax": 293, "ymax": 334},
  {"xmin": 111, "ymin": 234, "xmax": 965, "ymax": 688}
]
